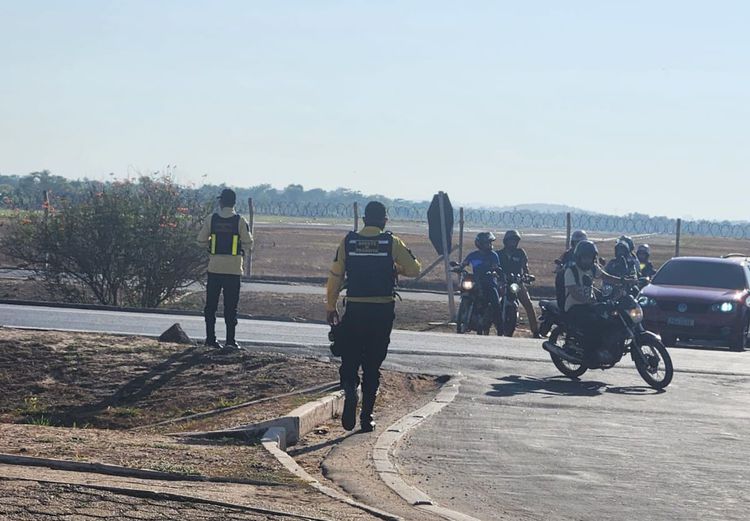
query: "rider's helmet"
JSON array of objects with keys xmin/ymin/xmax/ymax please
[
  {"xmin": 570, "ymin": 229, "xmax": 588, "ymax": 249},
  {"xmin": 636, "ymin": 244, "xmax": 651, "ymax": 262},
  {"xmin": 503, "ymin": 229, "xmax": 521, "ymax": 248},
  {"xmin": 614, "ymin": 241, "xmax": 630, "ymax": 259},
  {"xmin": 618, "ymin": 235, "xmax": 635, "ymax": 254},
  {"xmin": 574, "ymin": 240, "xmax": 599, "ymax": 271},
  {"xmin": 474, "ymin": 232, "xmax": 496, "ymax": 252}
]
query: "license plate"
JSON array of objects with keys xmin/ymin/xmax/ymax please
[{"xmin": 667, "ymin": 316, "xmax": 695, "ymax": 327}]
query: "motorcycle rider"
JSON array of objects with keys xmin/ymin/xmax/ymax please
[
  {"xmin": 637, "ymin": 244, "xmax": 657, "ymax": 278},
  {"xmin": 605, "ymin": 241, "xmax": 640, "ymax": 278},
  {"xmin": 461, "ymin": 232, "xmax": 503, "ymax": 325},
  {"xmin": 564, "ymin": 240, "xmax": 632, "ymax": 365},
  {"xmin": 557, "ymin": 229, "xmax": 588, "ymax": 272},
  {"xmin": 498, "ymin": 230, "xmax": 540, "ymax": 337}
]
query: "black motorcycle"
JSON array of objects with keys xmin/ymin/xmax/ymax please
[
  {"xmin": 500, "ymin": 272, "xmax": 535, "ymax": 337},
  {"xmin": 451, "ymin": 261, "xmax": 502, "ymax": 335},
  {"xmin": 538, "ymin": 286, "xmax": 673, "ymax": 390}
]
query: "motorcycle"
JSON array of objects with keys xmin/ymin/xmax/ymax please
[
  {"xmin": 538, "ymin": 282, "xmax": 673, "ymax": 390},
  {"xmin": 451, "ymin": 261, "xmax": 502, "ymax": 335},
  {"xmin": 500, "ymin": 272, "xmax": 535, "ymax": 337}
]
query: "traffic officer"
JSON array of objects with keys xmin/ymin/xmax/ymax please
[
  {"xmin": 197, "ymin": 189, "xmax": 253, "ymax": 349},
  {"xmin": 498, "ymin": 230, "xmax": 540, "ymax": 337},
  {"xmin": 326, "ymin": 201, "xmax": 421, "ymax": 433}
]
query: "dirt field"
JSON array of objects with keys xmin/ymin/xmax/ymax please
[
  {"xmin": 250, "ymin": 222, "xmax": 750, "ymax": 297},
  {"xmin": 0, "ymin": 329, "xmax": 340, "ymax": 430}
]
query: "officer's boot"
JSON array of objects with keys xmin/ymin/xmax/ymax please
[
  {"xmin": 225, "ymin": 323, "xmax": 239, "ymax": 349},
  {"xmin": 341, "ymin": 382, "xmax": 358, "ymax": 431},
  {"xmin": 204, "ymin": 319, "xmax": 221, "ymax": 349},
  {"xmin": 359, "ymin": 390, "xmax": 377, "ymax": 433}
]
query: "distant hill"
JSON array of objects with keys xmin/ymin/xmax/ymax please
[{"xmin": 476, "ymin": 203, "xmax": 599, "ymax": 215}]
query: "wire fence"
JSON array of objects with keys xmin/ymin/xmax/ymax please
[{"xmin": 252, "ymin": 201, "xmax": 750, "ymax": 239}]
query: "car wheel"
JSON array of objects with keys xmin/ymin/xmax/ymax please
[
  {"xmin": 730, "ymin": 317, "xmax": 748, "ymax": 352},
  {"xmin": 661, "ymin": 333, "xmax": 677, "ymax": 348}
]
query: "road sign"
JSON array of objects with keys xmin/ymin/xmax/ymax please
[{"xmin": 427, "ymin": 192, "xmax": 453, "ymax": 256}]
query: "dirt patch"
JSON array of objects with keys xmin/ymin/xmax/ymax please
[
  {"xmin": 0, "ymin": 424, "xmax": 293, "ymax": 484},
  {"xmin": 0, "ymin": 329, "xmax": 339, "ymax": 429}
]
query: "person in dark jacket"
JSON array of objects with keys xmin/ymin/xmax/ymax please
[
  {"xmin": 637, "ymin": 244, "xmax": 657, "ymax": 278},
  {"xmin": 498, "ymin": 230, "xmax": 540, "ymax": 337},
  {"xmin": 326, "ymin": 202, "xmax": 421, "ymax": 433}
]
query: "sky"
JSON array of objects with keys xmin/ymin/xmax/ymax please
[{"xmin": 0, "ymin": 1, "xmax": 748, "ymax": 220}]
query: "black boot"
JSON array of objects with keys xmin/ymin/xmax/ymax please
[
  {"xmin": 359, "ymin": 391, "xmax": 377, "ymax": 433},
  {"xmin": 225, "ymin": 323, "xmax": 239, "ymax": 349},
  {"xmin": 204, "ymin": 320, "xmax": 221, "ymax": 348},
  {"xmin": 341, "ymin": 383, "xmax": 358, "ymax": 431}
]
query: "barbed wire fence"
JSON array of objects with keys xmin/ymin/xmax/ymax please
[{"xmin": 251, "ymin": 201, "xmax": 750, "ymax": 240}]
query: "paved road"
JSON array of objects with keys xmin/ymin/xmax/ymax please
[
  {"xmin": 0, "ymin": 269, "xmax": 448, "ymax": 302},
  {"xmin": 1, "ymin": 303, "xmax": 748, "ymax": 521}
]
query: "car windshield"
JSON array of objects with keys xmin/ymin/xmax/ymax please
[{"xmin": 652, "ymin": 260, "xmax": 747, "ymax": 290}]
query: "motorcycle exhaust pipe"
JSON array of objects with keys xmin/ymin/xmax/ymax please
[{"xmin": 542, "ymin": 341, "xmax": 582, "ymax": 364}]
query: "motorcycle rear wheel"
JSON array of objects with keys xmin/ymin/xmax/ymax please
[
  {"xmin": 548, "ymin": 327, "xmax": 587, "ymax": 379},
  {"xmin": 633, "ymin": 339, "xmax": 673, "ymax": 390}
]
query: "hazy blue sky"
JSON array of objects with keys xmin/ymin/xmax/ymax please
[{"xmin": 1, "ymin": 1, "xmax": 747, "ymax": 220}]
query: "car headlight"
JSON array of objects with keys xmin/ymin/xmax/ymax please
[
  {"xmin": 509, "ymin": 283, "xmax": 520, "ymax": 294},
  {"xmin": 461, "ymin": 279, "xmax": 474, "ymax": 291},
  {"xmin": 637, "ymin": 296, "xmax": 656, "ymax": 307},
  {"xmin": 628, "ymin": 306, "xmax": 644, "ymax": 323},
  {"xmin": 711, "ymin": 302, "xmax": 735, "ymax": 313}
]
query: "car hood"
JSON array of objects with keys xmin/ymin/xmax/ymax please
[{"xmin": 641, "ymin": 284, "xmax": 746, "ymax": 302}]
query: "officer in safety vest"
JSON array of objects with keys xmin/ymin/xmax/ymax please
[
  {"xmin": 326, "ymin": 201, "xmax": 421, "ymax": 432},
  {"xmin": 197, "ymin": 189, "xmax": 253, "ymax": 349}
]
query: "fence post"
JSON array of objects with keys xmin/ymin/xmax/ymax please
[
  {"xmin": 353, "ymin": 202, "xmax": 359, "ymax": 232},
  {"xmin": 458, "ymin": 207, "xmax": 465, "ymax": 263},
  {"xmin": 675, "ymin": 218, "xmax": 681, "ymax": 258},
  {"xmin": 246, "ymin": 197, "xmax": 255, "ymax": 278},
  {"xmin": 42, "ymin": 190, "xmax": 49, "ymax": 271},
  {"xmin": 438, "ymin": 192, "xmax": 456, "ymax": 321},
  {"xmin": 565, "ymin": 212, "xmax": 572, "ymax": 249}
]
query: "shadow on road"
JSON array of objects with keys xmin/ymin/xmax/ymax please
[{"xmin": 486, "ymin": 375, "xmax": 608, "ymax": 398}]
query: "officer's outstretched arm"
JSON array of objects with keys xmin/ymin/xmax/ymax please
[
  {"xmin": 392, "ymin": 236, "xmax": 421, "ymax": 277},
  {"xmin": 196, "ymin": 217, "xmax": 211, "ymax": 245}
]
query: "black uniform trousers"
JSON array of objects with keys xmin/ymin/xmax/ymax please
[
  {"xmin": 338, "ymin": 301, "xmax": 395, "ymax": 400},
  {"xmin": 204, "ymin": 272, "xmax": 241, "ymax": 338}
]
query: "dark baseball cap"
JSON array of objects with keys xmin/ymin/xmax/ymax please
[{"xmin": 218, "ymin": 188, "xmax": 236, "ymax": 206}]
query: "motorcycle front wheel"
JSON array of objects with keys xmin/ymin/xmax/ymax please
[
  {"xmin": 456, "ymin": 300, "xmax": 472, "ymax": 334},
  {"xmin": 548, "ymin": 327, "xmax": 588, "ymax": 379},
  {"xmin": 633, "ymin": 338, "xmax": 673, "ymax": 390}
]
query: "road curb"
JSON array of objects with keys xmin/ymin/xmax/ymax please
[
  {"xmin": 261, "ymin": 426, "xmax": 403, "ymax": 521},
  {"xmin": 176, "ymin": 389, "xmax": 348, "ymax": 447},
  {"xmin": 373, "ymin": 374, "xmax": 483, "ymax": 521}
]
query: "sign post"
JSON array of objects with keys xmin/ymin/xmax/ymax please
[
  {"xmin": 437, "ymin": 192, "xmax": 456, "ymax": 320},
  {"xmin": 246, "ymin": 197, "xmax": 255, "ymax": 278}
]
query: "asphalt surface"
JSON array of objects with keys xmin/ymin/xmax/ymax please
[{"xmin": 1, "ymin": 302, "xmax": 748, "ymax": 521}]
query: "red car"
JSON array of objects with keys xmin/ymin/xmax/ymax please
[{"xmin": 639, "ymin": 256, "xmax": 750, "ymax": 351}]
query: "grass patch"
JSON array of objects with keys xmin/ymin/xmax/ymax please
[
  {"xmin": 148, "ymin": 462, "xmax": 201, "ymax": 476},
  {"xmin": 110, "ymin": 407, "xmax": 142, "ymax": 418}
]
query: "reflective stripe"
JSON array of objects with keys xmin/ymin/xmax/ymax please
[
  {"xmin": 210, "ymin": 234, "xmax": 217, "ymax": 254},
  {"xmin": 232, "ymin": 235, "xmax": 238, "ymax": 256},
  {"xmin": 348, "ymin": 252, "xmax": 389, "ymax": 257}
]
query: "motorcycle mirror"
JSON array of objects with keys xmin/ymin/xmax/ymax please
[{"xmin": 449, "ymin": 261, "xmax": 459, "ymax": 267}]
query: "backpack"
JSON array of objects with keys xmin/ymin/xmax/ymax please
[{"xmin": 555, "ymin": 264, "xmax": 580, "ymax": 310}]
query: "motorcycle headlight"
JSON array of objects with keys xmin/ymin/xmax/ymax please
[
  {"xmin": 461, "ymin": 279, "xmax": 474, "ymax": 291},
  {"xmin": 628, "ymin": 305, "xmax": 644, "ymax": 323},
  {"xmin": 711, "ymin": 302, "xmax": 735, "ymax": 313},
  {"xmin": 637, "ymin": 296, "xmax": 656, "ymax": 307},
  {"xmin": 509, "ymin": 283, "xmax": 520, "ymax": 294}
]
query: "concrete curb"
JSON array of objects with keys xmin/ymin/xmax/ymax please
[
  {"xmin": 176, "ymin": 389, "xmax": 348, "ymax": 447},
  {"xmin": 373, "ymin": 375, "xmax": 484, "ymax": 521},
  {"xmin": 261, "ymin": 427, "xmax": 403, "ymax": 521}
]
